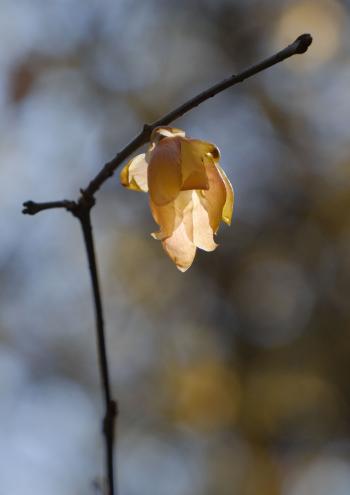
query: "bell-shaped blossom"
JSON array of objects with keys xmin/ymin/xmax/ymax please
[{"xmin": 120, "ymin": 127, "xmax": 234, "ymax": 271}]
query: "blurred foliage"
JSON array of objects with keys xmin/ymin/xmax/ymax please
[{"xmin": 1, "ymin": 0, "xmax": 350, "ymax": 494}]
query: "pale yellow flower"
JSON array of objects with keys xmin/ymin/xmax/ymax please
[{"xmin": 120, "ymin": 127, "xmax": 234, "ymax": 271}]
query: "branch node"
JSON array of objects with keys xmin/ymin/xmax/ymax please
[
  {"xmin": 80, "ymin": 189, "xmax": 95, "ymax": 206},
  {"xmin": 70, "ymin": 190, "xmax": 96, "ymax": 218},
  {"xmin": 142, "ymin": 123, "xmax": 153, "ymax": 139}
]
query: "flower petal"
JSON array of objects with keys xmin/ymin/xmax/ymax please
[
  {"xmin": 200, "ymin": 154, "xmax": 227, "ymax": 233},
  {"xmin": 120, "ymin": 153, "xmax": 148, "ymax": 192},
  {"xmin": 192, "ymin": 192, "xmax": 218, "ymax": 251},
  {"xmin": 148, "ymin": 137, "xmax": 182, "ymax": 206},
  {"xmin": 182, "ymin": 191, "xmax": 218, "ymax": 252},
  {"xmin": 216, "ymin": 163, "xmax": 234, "ymax": 225},
  {"xmin": 151, "ymin": 127, "xmax": 186, "ymax": 143},
  {"xmin": 150, "ymin": 191, "xmax": 192, "ymax": 240},
  {"xmin": 185, "ymin": 139, "xmax": 219, "ymax": 158},
  {"xmin": 180, "ymin": 138, "xmax": 213, "ymax": 191},
  {"xmin": 150, "ymin": 200, "xmax": 177, "ymax": 240},
  {"xmin": 161, "ymin": 222, "xmax": 197, "ymax": 272}
]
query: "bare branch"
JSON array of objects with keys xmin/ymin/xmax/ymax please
[
  {"xmin": 74, "ymin": 204, "xmax": 118, "ymax": 495},
  {"xmin": 83, "ymin": 33, "xmax": 312, "ymax": 198},
  {"xmin": 22, "ymin": 200, "xmax": 76, "ymax": 215}
]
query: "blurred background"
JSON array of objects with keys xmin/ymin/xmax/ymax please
[{"xmin": 1, "ymin": 0, "xmax": 350, "ymax": 493}]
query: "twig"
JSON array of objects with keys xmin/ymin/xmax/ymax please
[
  {"xmin": 21, "ymin": 34, "xmax": 312, "ymax": 495},
  {"xmin": 72, "ymin": 201, "xmax": 118, "ymax": 495},
  {"xmin": 22, "ymin": 199, "xmax": 76, "ymax": 215}
]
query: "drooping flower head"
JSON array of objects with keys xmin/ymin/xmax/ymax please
[{"xmin": 120, "ymin": 127, "xmax": 234, "ymax": 271}]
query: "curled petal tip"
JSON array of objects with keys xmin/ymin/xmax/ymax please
[
  {"xmin": 222, "ymin": 215, "xmax": 231, "ymax": 226},
  {"xmin": 120, "ymin": 154, "xmax": 148, "ymax": 192}
]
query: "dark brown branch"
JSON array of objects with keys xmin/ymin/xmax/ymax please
[
  {"xmin": 73, "ymin": 203, "xmax": 117, "ymax": 495},
  {"xmin": 21, "ymin": 33, "xmax": 312, "ymax": 495},
  {"xmin": 22, "ymin": 199, "xmax": 76, "ymax": 215},
  {"xmin": 83, "ymin": 33, "xmax": 312, "ymax": 198},
  {"xmin": 24, "ymin": 197, "xmax": 118, "ymax": 494}
]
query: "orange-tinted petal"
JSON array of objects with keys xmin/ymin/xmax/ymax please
[
  {"xmin": 182, "ymin": 191, "xmax": 218, "ymax": 252},
  {"xmin": 180, "ymin": 138, "xmax": 215, "ymax": 190},
  {"xmin": 200, "ymin": 154, "xmax": 227, "ymax": 233},
  {"xmin": 150, "ymin": 191, "xmax": 192, "ymax": 240},
  {"xmin": 150, "ymin": 200, "xmax": 177, "ymax": 240},
  {"xmin": 216, "ymin": 163, "xmax": 234, "ymax": 225},
  {"xmin": 185, "ymin": 138, "xmax": 219, "ymax": 157},
  {"xmin": 161, "ymin": 222, "xmax": 197, "ymax": 272},
  {"xmin": 192, "ymin": 192, "xmax": 218, "ymax": 251},
  {"xmin": 120, "ymin": 153, "xmax": 148, "ymax": 192},
  {"xmin": 148, "ymin": 137, "xmax": 182, "ymax": 206}
]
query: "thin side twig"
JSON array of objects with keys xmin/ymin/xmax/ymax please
[{"xmin": 22, "ymin": 199, "xmax": 76, "ymax": 215}]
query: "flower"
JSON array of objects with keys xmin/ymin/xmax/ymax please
[{"xmin": 120, "ymin": 127, "xmax": 234, "ymax": 272}]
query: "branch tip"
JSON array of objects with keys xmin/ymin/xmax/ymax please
[
  {"xmin": 294, "ymin": 33, "xmax": 313, "ymax": 54},
  {"xmin": 22, "ymin": 200, "xmax": 36, "ymax": 215}
]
